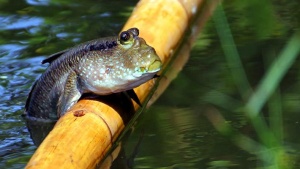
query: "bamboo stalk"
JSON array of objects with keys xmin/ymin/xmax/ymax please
[{"xmin": 25, "ymin": 0, "xmax": 208, "ymax": 168}]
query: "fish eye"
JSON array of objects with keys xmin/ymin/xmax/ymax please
[
  {"xmin": 119, "ymin": 31, "xmax": 133, "ymax": 45},
  {"xmin": 120, "ymin": 31, "xmax": 130, "ymax": 41},
  {"xmin": 128, "ymin": 28, "xmax": 139, "ymax": 36}
]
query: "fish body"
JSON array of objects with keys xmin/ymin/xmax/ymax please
[{"xmin": 24, "ymin": 28, "xmax": 162, "ymax": 120}]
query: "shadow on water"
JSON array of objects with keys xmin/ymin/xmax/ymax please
[{"xmin": 1, "ymin": 0, "xmax": 300, "ymax": 168}]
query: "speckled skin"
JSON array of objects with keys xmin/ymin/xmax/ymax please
[{"xmin": 24, "ymin": 28, "xmax": 162, "ymax": 120}]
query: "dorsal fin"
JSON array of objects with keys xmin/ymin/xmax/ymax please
[
  {"xmin": 41, "ymin": 49, "xmax": 70, "ymax": 64},
  {"xmin": 41, "ymin": 37, "xmax": 118, "ymax": 64}
]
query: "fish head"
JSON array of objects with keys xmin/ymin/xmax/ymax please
[
  {"xmin": 117, "ymin": 28, "xmax": 162, "ymax": 84},
  {"xmin": 77, "ymin": 28, "xmax": 162, "ymax": 94}
]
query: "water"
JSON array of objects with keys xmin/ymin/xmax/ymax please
[{"xmin": 1, "ymin": 0, "xmax": 300, "ymax": 168}]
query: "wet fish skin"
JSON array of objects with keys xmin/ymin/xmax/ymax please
[{"xmin": 24, "ymin": 28, "xmax": 162, "ymax": 120}]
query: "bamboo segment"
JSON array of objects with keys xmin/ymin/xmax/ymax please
[
  {"xmin": 26, "ymin": 0, "xmax": 206, "ymax": 168},
  {"xmin": 26, "ymin": 99, "xmax": 125, "ymax": 169}
]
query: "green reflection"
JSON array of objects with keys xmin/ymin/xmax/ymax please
[{"xmin": 0, "ymin": 0, "xmax": 137, "ymax": 59}]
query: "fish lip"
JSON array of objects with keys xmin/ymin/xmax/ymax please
[
  {"xmin": 143, "ymin": 48, "xmax": 162, "ymax": 72},
  {"xmin": 132, "ymin": 61, "xmax": 161, "ymax": 77},
  {"xmin": 147, "ymin": 59, "xmax": 162, "ymax": 72},
  {"xmin": 134, "ymin": 45, "xmax": 162, "ymax": 75}
]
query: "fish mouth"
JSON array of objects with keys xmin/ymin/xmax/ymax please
[
  {"xmin": 140, "ymin": 55, "xmax": 162, "ymax": 74},
  {"xmin": 147, "ymin": 59, "xmax": 162, "ymax": 73},
  {"xmin": 132, "ymin": 48, "xmax": 162, "ymax": 77},
  {"xmin": 133, "ymin": 59, "xmax": 162, "ymax": 77},
  {"xmin": 144, "ymin": 49, "xmax": 162, "ymax": 73}
]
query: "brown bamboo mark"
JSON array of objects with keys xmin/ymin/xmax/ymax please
[{"xmin": 73, "ymin": 110, "xmax": 86, "ymax": 117}]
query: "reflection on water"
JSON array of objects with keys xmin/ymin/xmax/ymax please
[
  {"xmin": 1, "ymin": 0, "xmax": 300, "ymax": 168},
  {"xmin": 123, "ymin": 106, "xmax": 255, "ymax": 168},
  {"xmin": 124, "ymin": 107, "xmax": 213, "ymax": 168}
]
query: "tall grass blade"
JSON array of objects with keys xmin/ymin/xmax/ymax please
[{"xmin": 246, "ymin": 32, "xmax": 300, "ymax": 117}]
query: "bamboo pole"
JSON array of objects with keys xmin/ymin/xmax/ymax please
[{"xmin": 25, "ymin": 0, "xmax": 212, "ymax": 168}]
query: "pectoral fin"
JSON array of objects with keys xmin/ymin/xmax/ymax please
[
  {"xmin": 126, "ymin": 89, "xmax": 142, "ymax": 106},
  {"xmin": 153, "ymin": 74, "xmax": 160, "ymax": 78},
  {"xmin": 57, "ymin": 71, "xmax": 81, "ymax": 117}
]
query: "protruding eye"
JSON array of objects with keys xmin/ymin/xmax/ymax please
[
  {"xmin": 120, "ymin": 31, "xmax": 130, "ymax": 42},
  {"xmin": 119, "ymin": 31, "xmax": 133, "ymax": 45},
  {"xmin": 119, "ymin": 28, "xmax": 139, "ymax": 47},
  {"xmin": 128, "ymin": 28, "xmax": 139, "ymax": 36}
]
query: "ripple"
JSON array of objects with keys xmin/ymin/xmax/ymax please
[
  {"xmin": 0, "ymin": 16, "xmax": 44, "ymax": 30},
  {"xmin": 0, "ymin": 44, "xmax": 27, "ymax": 60},
  {"xmin": 26, "ymin": 0, "xmax": 49, "ymax": 6}
]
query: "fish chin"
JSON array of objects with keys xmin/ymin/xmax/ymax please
[
  {"xmin": 132, "ymin": 71, "xmax": 144, "ymax": 77},
  {"xmin": 129, "ymin": 73, "xmax": 156, "ymax": 88}
]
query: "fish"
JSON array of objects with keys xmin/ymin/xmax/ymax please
[{"xmin": 24, "ymin": 28, "xmax": 162, "ymax": 121}]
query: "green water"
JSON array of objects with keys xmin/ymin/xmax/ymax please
[{"xmin": 1, "ymin": 0, "xmax": 300, "ymax": 168}]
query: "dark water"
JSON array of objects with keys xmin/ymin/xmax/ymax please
[{"xmin": 1, "ymin": 0, "xmax": 300, "ymax": 168}]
